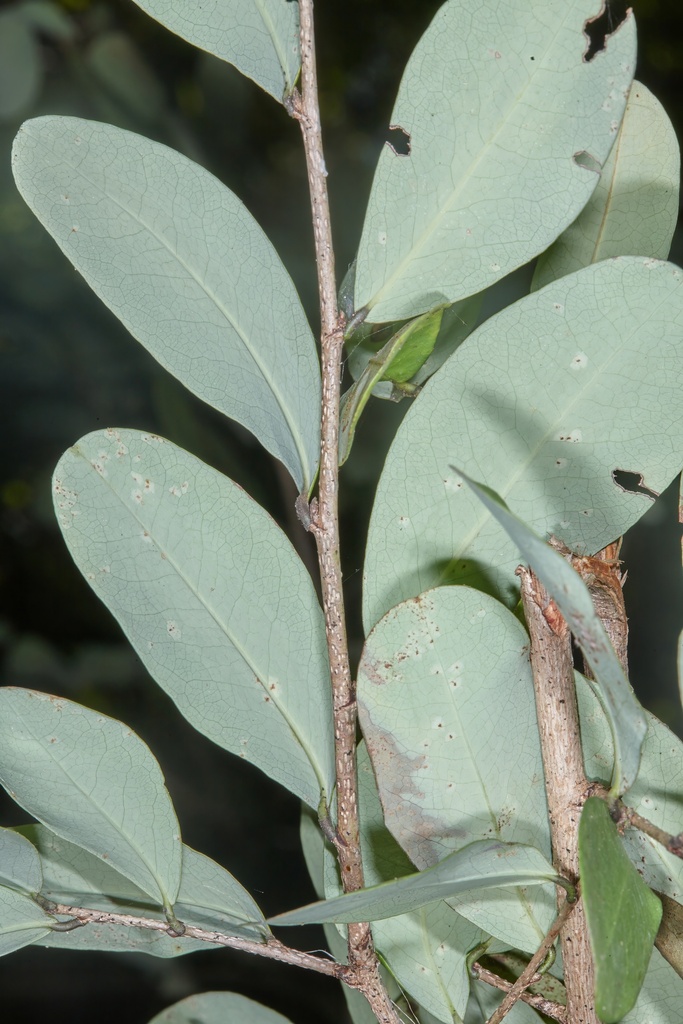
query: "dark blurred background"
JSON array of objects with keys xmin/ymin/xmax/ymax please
[{"xmin": 0, "ymin": 0, "xmax": 681, "ymax": 1021}]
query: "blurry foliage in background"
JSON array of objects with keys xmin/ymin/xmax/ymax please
[{"xmin": 0, "ymin": 1, "xmax": 682, "ymax": 1021}]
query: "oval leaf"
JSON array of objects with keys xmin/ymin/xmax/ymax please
[
  {"xmin": 131, "ymin": 0, "xmax": 300, "ymax": 102},
  {"xmin": 148, "ymin": 993, "xmax": 294, "ymax": 1024},
  {"xmin": 53, "ymin": 429, "xmax": 333, "ymax": 809},
  {"xmin": 354, "ymin": 0, "xmax": 635, "ymax": 321},
  {"xmin": 270, "ymin": 839, "xmax": 558, "ymax": 926},
  {"xmin": 533, "ymin": 81, "xmax": 680, "ymax": 289},
  {"xmin": 0, "ymin": 885, "xmax": 54, "ymax": 957},
  {"xmin": 456, "ymin": 473, "xmax": 646, "ymax": 795},
  {"xmin": 0, "ymin": 689, "xmax": 182, "ymax": 909},
  {"xmin": 579, "ymin": 797, "xmax": 662, "ymax": 1022},
  {"xmin": 357, "ymin": 585, "xmax": 555, "ymax": 951},
  {"xmin": 12, "ymin": 116, "xmax": 320, "ymax": 491},
  {"xmin": 0, "ymin": 826, "xmax": 42, "ymax": 894},
  {"xmin": 363, "ymin": 257, "xmax": 683, "ymax": 633}
]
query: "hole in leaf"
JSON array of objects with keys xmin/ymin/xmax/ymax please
[
  {"xmin": 612, "ymin": 469, "xmax": 660, "ymax": 501},
  {"xmin": 583, "ymin": 0, "xmax": 630, "ymax": 62},
  {"xmin": 386, "ymin": 124, "xmax": 411, "ymax": 156},
  {"xmin": 573, "ymin": 150, "xmax": 602, "ymax": 174}
]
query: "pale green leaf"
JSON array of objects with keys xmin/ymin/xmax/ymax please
[
  {"xmin": 356, "ymin": 745, "xmax": 490, "ymax": 1023},
  {"xmin": 270, "ymin": 839, "xmax": 558, "ymax": 926},
  {"xmin": 0, "ymin": 885, "xmax": 54, "ymax": 957},
  {"xmin": 12, "ymin": 116, "xmax": 319, "ymax": 491},
  {"xmin": 17, "ymin": 825, "xmax": 267, "ymax": 955},
  {"xmin": 357, "ymin": 586, "xmax": 555, "ymax": 951},
  {"xmin": 620, "ymin": 947, "xmax": 683, "ymax": 1023},
  {"xmin": 0, "ymin": 826, "xmax": 42, "ymax": 894},
  {"xmin": 131, "ymin": 0, "xmax": 300, "ymax": 101},
  {"xmin": 533, "ymin": 82, "xmax": 680, "ymax": 289},
  {"xmin": 354, "ymin": 0, "xmax": 636, "ymax": 321},
  {"xmin": 363, "ymin": 257, "xmax": 683, "ymax": 633},
  {"xmin": 579, "ymin": 797, "xmax": 661, "ymax": 1022},
  {"xmin": 53, "ymin": 429, "xmax": 333, "ymax": 809},
  {"xmin": 148, "ymin": 993, "xmax": 294, "ymax": 1024},
  {"xmin": 456, "ymin": 473, "xmax": 646, "ymax": 795},
  {"xmin": 577, "ymin": 675, "xmax": 683, "ymax": 907},
  {"xmin": 0, "ymin": 688, "xmax": 182, "ymax": 910}
]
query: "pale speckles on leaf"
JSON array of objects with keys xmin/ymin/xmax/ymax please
[
  {"xmin": 168, "ymin": 482, "xmax": 189, "ymax": 497},
  {"xmin": 557, "ymin": 429, "xmax": 583, "ymax": 443},
  {"xmin": 166, "ymin": 621, "xmax": 181, "ymax": 641},
  {"xmin": 570, "ymin": 351, "xmax": 589, "ymax": 370}
]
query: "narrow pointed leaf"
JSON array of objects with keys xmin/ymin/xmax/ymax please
[
  {"xmin": 579, "ymin": 797, "xmax": 662, "ymax": 1022},
  {"xmin": 131, "ymin": 1, "xmax": 300, "ymax": 102},
  {"xmin": 363, "ymin": 257, "xmax": 683, "ymax": 633},
  {"xmin": 357, "ymin": 585, "xmax": 555, "ymax": 952},
  {"xmin": 0, "ymin": 885, "xmax": 54, "ymax": 956},
  {"xmin": 0, "ymin": 688, "xmax": 182, "ymax": 909},
  {"xmin": 0, "ymin": 826, "xmax": 42, "ymax": 893},
  {"xmin": 53, "ymin": 429, "xmax": 333, "ymax": 808},
  {"xmin": 270, "ymin": 840, "xmax": 558, "ymax": 926},
  {"xmin": 148, "ymin": 993, "xmax": 294, "ymax": 1024},
  {"xmin": 354, "ymin": 0, "xmax": 635, "ymax": 321},
  {"xmin": 12, "ymin": 116, "xmax": 319, "ymax": 491},
  {"xmin": 533, "ymin": 82, "xmax": 680, "ymax": 289},
  {"xmin": 456, "ymin": 473, "xmax": 646, "ymax": 794}
]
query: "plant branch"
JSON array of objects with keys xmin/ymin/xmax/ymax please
[
  {"xmin": 481, "ymin": 897, "xmax": 574, "ymax": 1024},
  {"xmin": 472, "ymin": 963, "xmax": 567, "ymax": 1022},
  {"xmin": 286, "ymin": 5, "xmax": 401, "ymax": 1023},
  {"xmin": 517, "ymin": 565, "xmax": 599, "ymax": 1023},
  {"xmin": 41, "ymin": 902, "xmax": 347, "ymax": 980},
  {"xmin": 613, "ymin": 803, "xmax": 683, "ymax": 860}
]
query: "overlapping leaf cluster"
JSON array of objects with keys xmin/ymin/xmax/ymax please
[{"xmin": 3, "ymin": 1, "xmax": 683, "ymax": 1022}]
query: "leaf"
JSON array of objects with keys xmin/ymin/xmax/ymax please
[
  {"xmin": 270, "ymin": 839, "xmax": 558, "ymax": 926},
  {"xmin": 363, "ymin": 257, "xmax": 683, "ymax": 633},
  {"xmin": 355, "ymin": 745, "xmax": 491, "ymax": 1023},
  {"xmin": 455, "ymin": 473, "xmax": 646, "ymax": 795},
  {"xmin": 620, "ymin": 947, "xmax": 683, "ymax": 1023},
  {"xmin": 576, "ymin": 674, "xmax": 683, "ymax": 908},
  {"xmin": 0, "ymin": 688, "xmax": 182, "ymax": 910},
  {"xmin": 12, "ymin": 116, "xmax": 319, "ymax": 491},
  {"xmin": 353, "ymin": 0, "xmax": 636, "ymax": 321},
  {"xmin": 464, "ymin": 982, "xmax": 544, "ymax": 1023},
  {"xmin": 533, "ymin": 81, "xmax": 680, "ymax": 289},
  {"xmin": 357, "ymin": 585, "xmax": 555, "ymax": 952},
  {"xmin": 339, "ymin": 308, "xmax": 443, "ymax": 465},
  {"xmin": 0, "ymin": 885, "xmax": 54, "ymax": 957},
  {"xmin": 130, "ymin": 0, "xmax": 300, "ymax": 102},
  {"xmin": 16, "ymin": 825, "xmax": 267, "ymax": 955},
  {"xmin": 148, "ymin": 992, "xmax": 294, "ymax": 1024},
  {"xmin": 579, "ymin": 797, "xmax": 662, "ymax": 1022},
  {"xmin": 53, "ymin": 429, "xmax": 333, "ymax": 809},
  {"xmin": 0, "ymin": 826, "xmax": 42, "ymax": 893}
]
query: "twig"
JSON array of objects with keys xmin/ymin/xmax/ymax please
[
  {"xmin": 40, "ymin": 901, "xmax": 347, "ymax": 980},
  {"xmin": 614, "ymin": 803, "xmax": 683, "ymax": 860},
  {"xmin": 517, "ymin": 566, "xmax": 599, "ymax": 1023},
  {"xmin": 482, "ymin": 898, "xmax": 574, "ymax": 1024},
  {"xmin": 287, "ymin": 5, "xmax": 400, "ymax": 1023},
  {"xmin": 472, "ymin": 964, "xmax": 567, "ymax": 1022}
]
